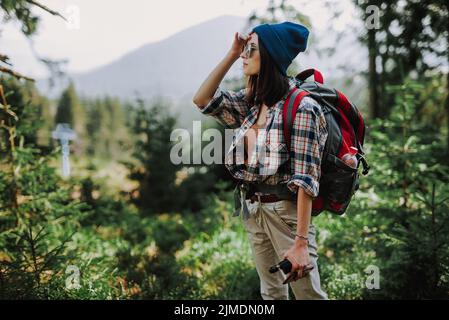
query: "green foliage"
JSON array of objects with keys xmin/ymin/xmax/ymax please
[
  {"xmin": 125, "ymin": 98, "xmax": 180, "ymax": 214},
  {"xmin": 172, "ymin": 186, "xmax": 260, "ymax": 299},
  {"xmin": 315, "ymin": 208, "xmax": 383, "ymax": 299},
  {"xmin": 2, "ymin": 76, "xmax": 449, "ymax": 299},
  {"xmin": 0, "ymin": 76, "xmax": 53, "ymax": 150},
  {"xmin": 177, "ymin": 226, "xmax": 260, "ymax": 300},
  {"xmin": 2, "ymin": 0, "xmax": 448, "ymax": 297},
  {"xmin": 354, "ymin": 0, "xmax": 449, "ymax": 120},
  {"xmin": 0, "ymin": 0, "xmax": 40, "ymax": 36},
  {"xmin": 151, "ymin": 214, "xmax": 190, "ymax": 253},
  {"xmin": 55, "ymin": 82, "xmax": 87, "ymax": 155},
  {"xmin": 84, "ymin": 96, "xmax": 131, "ymax": 161},
  {"xmin": 0, "ymin": 78, "xmax": 92, "ymax": 298},
  {"xmin": 361, "ymin": 80, "xmax": 449, "ymax": 299},
  {"xmin": 314, "ymin": 79, "xmax": 449, "ymax": 300}
]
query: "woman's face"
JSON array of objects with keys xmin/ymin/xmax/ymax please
[{"xmin": 240, "ymin": 32, "xmax": 260, "ymax": 76}]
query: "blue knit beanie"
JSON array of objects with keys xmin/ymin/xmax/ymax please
[{"xmin": 252, "ymin": 21, "xmax": 309, "ymax": 76}]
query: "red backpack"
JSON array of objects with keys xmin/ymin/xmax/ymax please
[{"xmin": 282, "ymin": 69, "xmax": 370, "ymax": 215}]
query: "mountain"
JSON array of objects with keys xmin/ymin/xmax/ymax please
[
  {"xmin": 37, "ymin": 15, "xmax": 247, "ymax": 100},
  {"xmin": 35, "ymin": 15, "xmax": 368, "ymax": 127}
]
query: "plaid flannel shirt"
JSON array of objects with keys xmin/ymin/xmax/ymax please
[{"xmin": 197, "ymin": 77, "xmax": 328, "ymax": 198}]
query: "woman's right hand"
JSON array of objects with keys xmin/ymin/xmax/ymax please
[
  {"xmin": 193, "ymin": 32, "xmax": 249, "ymax": 107},
  {"xmin": 228, "ymin": 32, "xmax": 249, "ymax": 60}
]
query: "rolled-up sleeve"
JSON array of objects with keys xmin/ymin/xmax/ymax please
[
  {"xmin": 196, "ymin": 86, "xmax": 249, "ymax": 129},
  {"xmin": 287, "ymin": 96, "xmax": 328, "ymax": 198}
]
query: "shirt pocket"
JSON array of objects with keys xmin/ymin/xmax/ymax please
[
  {"xmin": 259, "ymin": 139, "xmax": 289, "ymax": 175},
  {"xmin": 267, "ymin": 142, "xmax": 287, "ymax": 153},
  {"xmin": 265, "ymin": 126, "xmax": 289, "ymax": 156}
]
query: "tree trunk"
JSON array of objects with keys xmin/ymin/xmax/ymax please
[
  {"xmin": 446, "ymin": 69, "xmax": 449, "ymax": 155},
  {"xmin": 446, "ymin": 6, "xmax": 449, "ymax": 155},
  {"xmin": 368, "ymin": 28, "xmax": 380, "ymax": 119}
]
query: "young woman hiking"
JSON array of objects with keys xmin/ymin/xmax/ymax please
[{"xmin": 193, "ymin": 21, "xmax": 328, "ymax": 300}]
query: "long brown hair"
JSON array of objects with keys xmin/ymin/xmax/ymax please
[{"xmin": 246, "ymin": 33, "xmax": 290, "ymax": 107}]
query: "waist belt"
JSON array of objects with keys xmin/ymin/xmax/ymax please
[
  {"xmin": 248, "ymin": 194, "xmax": 281, "ymax": 203},
  {"xmin": 233, "ymin": 181, "xmax": 296, "ymax": 220}
]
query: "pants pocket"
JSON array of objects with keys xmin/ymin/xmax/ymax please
[
  {"xmin": 272, "ymin": 200, "xmax": 297, "ymax": 232},
  {"xmin": 242, "ymin": 199, "xmax": 260, "ymax": 232}
]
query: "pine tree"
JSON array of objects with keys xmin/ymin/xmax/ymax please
[
  {"xmin": 84, "ymin": 96, "xmax": 131, "ymax": 161},
  {"xmin": 364, "ymin": 80, "xmax": 449, "ymax": 299},
  {"xmin": 126, "ymin": 98, "xmax": 180, "ymax": 214},
  {"xmin": 353, "ymin": 0, "xmax": 449, "ymax": 151},
  {"xmin": 0, "ymin": 79, "xmax": 91, "ymax": 299},
  {"xmin": 55, "ymin": 81, "xmax": 86, "ymax": 156}
]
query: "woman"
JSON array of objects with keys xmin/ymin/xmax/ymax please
[{"xmin": 193, "ymin": 21, "xmax": 328, "ymax": 300}]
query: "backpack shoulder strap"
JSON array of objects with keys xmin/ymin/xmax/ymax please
[
  {"xmin": 296, "ymin": 68, "xmax": 324, "ymax": 84},
  {"xmin": 282, "ymin": 87, "xmax": 310, "ymax": 151}
]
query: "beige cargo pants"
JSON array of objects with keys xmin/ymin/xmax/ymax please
[{"xmin": 242, "ymin": 198, "xmax": 328, "ymax": 300}]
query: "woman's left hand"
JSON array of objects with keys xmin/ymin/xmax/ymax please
[{"xmin": 283, "ymin": 240, "xmax": 310, "ymax": 282}]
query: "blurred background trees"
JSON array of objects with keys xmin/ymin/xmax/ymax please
[
  {"xmin": 1, "ymin": 0, "xmax": 448, "ymax": 299},
  {"xmin": 354, "ymin": 0, "xmax": 449, "ymax": 149}
]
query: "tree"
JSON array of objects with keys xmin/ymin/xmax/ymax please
[
  {"xmin": 0, "ymin": 80, "xmax": 91, "ymax": 298},
  {"xmin": 84, "ymin": 95, "xmax": 131, "ymax": 161},
  {"xmin": 0, "ymin": 0, "xmax": 68, "ymax": 82},
  {"xmin": 126, "ymin": 98, "xmax": 180, "ymax": 214},
  {"xmin": 55, "ymin": 82, "xmax": 86, "ymax": 156},
  {"xmin": 0, "ymin": 2, "xmax": 94, "ymax": 298},
  {"xmin": 0, "ymin": 75, "xmax": 53, "ymax": 150},
  {"xmin": 354, "ymin": 0, "xmax": 449, "ymax": 150},
  {"xmin": 363, "ymin": 80, "xmax": 449, "ymax": 298}
]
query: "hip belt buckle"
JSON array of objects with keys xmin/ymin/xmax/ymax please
[{"xmin": 255, "ymin": 192, "xmax": 263, "ymax": 203}]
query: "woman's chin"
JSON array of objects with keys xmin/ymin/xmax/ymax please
[{"xmin": 243, "ymin": 70, "xmax": 256, "ymax": 77}]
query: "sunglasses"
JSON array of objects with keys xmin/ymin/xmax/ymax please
[{"xmin": 242, "ymin": 42, "xmax": 258, "ymax": 58}]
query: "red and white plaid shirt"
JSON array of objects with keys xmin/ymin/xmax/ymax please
[{"xmin": 197, "ymin": 77, "xmax": 328, "ymax": 198}]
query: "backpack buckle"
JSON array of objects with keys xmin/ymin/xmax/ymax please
[{"xmin": 359, "ymin": 156, "xmax": 370, "ymax": 175}]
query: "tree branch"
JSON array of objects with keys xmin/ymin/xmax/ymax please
[
  {"xmin": 0, "ymin": 54, "xmax": 12, "ymax": 66},
  {"xmin": 0, "ymin": 66, "xmax": 35, "ymax": 82},
  {"xmin": 25, "ymin": 0, "xmax": 67, "ymax": 22}
]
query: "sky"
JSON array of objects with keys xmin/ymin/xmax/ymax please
[{"xmin": 0, "ymin": 0, "xmax": 358, "ymax": 78}]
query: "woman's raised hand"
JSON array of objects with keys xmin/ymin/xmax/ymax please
[
  {"xmin": 193, "ymin": 32, "xmax": 249, "ymax": 107},
  {"xmin": 229, "ymin": 32, "xmax": 250, "ymax": 60}
]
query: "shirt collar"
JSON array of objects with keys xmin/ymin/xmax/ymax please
[{"xmin": 286, "ymin": 76, "xmax": 298, "ymax": 95}]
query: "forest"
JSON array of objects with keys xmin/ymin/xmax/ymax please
[{"xmin": 0, "ymin": 0, "xmax": 448, "ymax": 299}]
